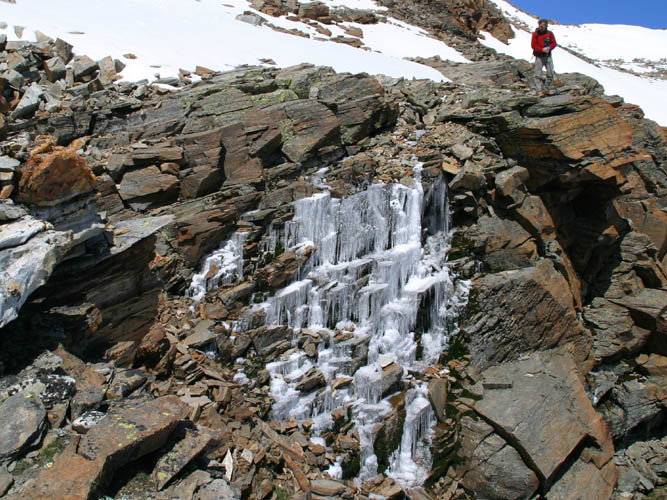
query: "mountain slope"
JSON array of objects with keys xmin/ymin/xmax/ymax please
[{"xmin": 0, "ymin": 0, "xmax": 665, "ymax": 124}]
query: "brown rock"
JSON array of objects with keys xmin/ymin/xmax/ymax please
[
  {"xmin": 219, "ymin": 123, "xmax": 263, "ymax": 185},
  {"xmin": 474, "ymin": 352, "xmax": 615, "ymax": 492},
  {"xmin": 21, "ymin": 396, "xmax": 187, "ymax": 499},
  {"xmin": 264, "ymin": 99, "xmax": 340, "ymax": 163},
  {"xmin": 464, "ymin": 259, "xmax": 593, "ymax": 370},
  {"xmin": 136, "ymin": 323, "xmax": 171, "ymax": 367},
  {"xmin": 152, "ymin": 428, "xmax": 213, "ymax": 490},
  {"xmin": 117, "ymin": 166, "xmax": 179, "ymax": 211},
  {"xmin": 494, "ymin": 98, "xmax": 635, "ymax": 185},
  {"xmin": 19, "ymin": 440, "xmax": 107, "ymax": 500},
  {"xmin": 18, "ymin": 139, "xmax": 96, "ymax": 206}
]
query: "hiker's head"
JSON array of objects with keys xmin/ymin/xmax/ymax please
[{"xmin": 538, "ymin": 19, "xmax": 548, "ymax": 31}]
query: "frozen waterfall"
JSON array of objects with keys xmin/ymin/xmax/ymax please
[{"xmin": 239, "ymin": 167, "xmax": 468, "ymax": 486}]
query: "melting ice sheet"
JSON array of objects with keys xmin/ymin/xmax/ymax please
[{"xmin": 238, "ymin": 170, "xmax": 468, "ymax": 486}]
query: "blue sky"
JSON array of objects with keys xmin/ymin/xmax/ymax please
[{"xmin": 510, "ymin": 0, "xmax": 667, "ymax": 29}]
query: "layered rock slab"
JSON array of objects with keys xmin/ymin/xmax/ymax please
[
  {"xmin": 463, "ymin": 259, "xmax": 592, "ymax": 370},
  {"xmin": 462, "ymin": 351, "xmax": 616, "ymax": 499},
  {"xmin": 17, "ymin": 395, "xmax": 188, "ymax": 500}
]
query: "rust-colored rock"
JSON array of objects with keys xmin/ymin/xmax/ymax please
[
  {"xmin": 18, "ymin": 137, "xmax": 96, "ymax": 206},
  {"xmin": 495, "ymin": 99, "xmax": 635, "ymax": 177},
  {"xmin": 19, "ymin": 396, "xmax": 188, "ymax": 500}
]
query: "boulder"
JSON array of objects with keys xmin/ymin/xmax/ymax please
[
  {"xmin": 19, "ymin": 396, "xmax": 189, "ymax": 499},
  {"xmin": 449, "ymin": 160, "xmax": 485, "ymax": 191},
  {"xmin": 11, "ymin": 83, "xmax": 43, "ymax": 119},
  {"xmin": 610, "ymin": 289, "xmax": 667, "ymax": 355},
  {"xmin": 44, "ymin": 56, "xmax": 66, "ymax": 82},
  {"xmin": 463, "ymin": 215, "xmax": 538, "ymax": 271},
  {"xmin": 18, "ymin": 140, "xmax": 97, "ymax": 207},
  {"xmin": 470, "ymin": 351, "xmax": 616, "ymax": 499},
  {"xmin": 117, "ymin": 166, "xmax": 180, "ymax": 211},
  {"xmin": 427, "ymin": 378, "xmax": 448, "ymax": 423},
  {"xmin": 598, "ymin": 378, "xmax": 665, "ymax": 439},
  {"xmin": 0, "ymin": 228, "xmax": 73, "ymax": 328},
  {"xmin": 0, "ymin": 392, "xmax": 47, "ymax": 463},
  {"xmin": 494, "ymin": 165, "xmax": 529, "ymax": 204},
  {"xmin": 584, "ymin": 297, "xmax": 652, "ymax": 363},
  {"xmin": 459, "ymin": 416, "xmax": 539, "ymax": 500},
  {"xmin": 463, "ymin": 259, "xmax": 592, "ymax": 370},
  {"xmin": 72, "ymin": 55, "xmax": 99, "ymax": 81},
  {"xmin": 152, "ymin": 428, "xmax": 213, "ymax": 490}
]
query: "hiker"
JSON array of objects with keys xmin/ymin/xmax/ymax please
[{"xmin": 532, "ymin": 18, "xmax": 557, "ymax": 95}]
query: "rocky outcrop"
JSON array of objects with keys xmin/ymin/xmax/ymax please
[
  {"xmin": 0, "ymin": 9, "xmax": 665, "ymax": 500},
  {"xmin": 458, "ymin": 352, "xmax": 616, "ymax": 499}
]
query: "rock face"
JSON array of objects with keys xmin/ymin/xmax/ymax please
[
  {"xmin": 456, "ymin": 353, "xmax": 618, "ymax": 500},
  {"xmin": 0, "ymin": 9, "xmax": 666, "ymax": 500},
  {"xmin": 463, "ymin": 259, "xmax": 593, "ymax": 370}
]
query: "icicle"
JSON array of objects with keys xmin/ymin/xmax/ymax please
[
  {"xmin": 187, "ymin": 231, "xmax": 245, "ymax": 304},
  {"xmin": 235, "ymin": 172, "xmax": 469, "ymax": 487}
]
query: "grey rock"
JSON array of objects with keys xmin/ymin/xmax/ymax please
[
  {"xmin": 311, "ymin": 478, "xmax": 347, "ymax": 496},
  {"xmin": 197, "ymin": 478, "xmax": 241, "ymax": 500},
  {"xmin": 152, "ymin": 429, "xmax": 213, "ymax": 490},
  {"xmin": 449, "ymin": 160, "xmax": 485, "ymax": 191},
  {"xmin": 460, "ymin": 417, "xmax": 539, "ymax": 500},
  {"xmin": 584, "ymin": 297, "xmax": 652, "ymax": 363},
  {"xmin": 427, "ymin": 378, "xmax": 448, "ymax": 423},
  {"xmin": 495, "ymin": 165, "xmax": 529, "ymax": 203},
  {"xmin": 0, "ymin": 228, "xmax": 73, "ymax": 328},
  {"xmin": 53, "ymin": 38, "xmax": 73, "ymax": 63},
  {"xmin": 11, "ymin": 83, "xmax": 43, "ymax": 119},
  {"xmin": 236, "ymin": 12, "xmax": 266, "ymax": 25},
  {"xmin": 0, "ymin": 468, "xmax": 13, "ymax": 496},
  {"xmin": 0, "ymin": 393, "xmax": 47, "ymax": 463},
  {"xmin": 183, "ymin": 319, "xmax": 218, "ymax": 348},
  {"xmin": 106, "ymin": 368, "xmax": 148, "ymax": 399},
  {"xmin": 0, "ymin": 217, "xmax": 46, "ymax": 250},
  {"xmin": 0, "ymin": 69, "xmax": 23, "ymax": 89},
  {"xmin": 599, "ymin": 378, "xmax": 664, "ymax": 439},
  {"xmin": 450, "ymin": 143, "xmax": 474, "ymax": 161},
  {"xmin": 72, "ymin": 55, "xmax": 99, "ymax": 81},
  {"xmin": 97, "ymin": 55, "xmax": 117, "ymax": 86},
  {"xmin": 0, "ymin": 157, "xmax": 20, "ymax": 173},
  {"xmin": 0, "ymin": 201, "xmax": 26, "ymax": 223},
  {"xmin": 44, "ymin": 56, "xmax": 66, "ymax": 82}
]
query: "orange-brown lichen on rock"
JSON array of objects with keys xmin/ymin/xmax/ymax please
[{"xmin": 17, "ymin": 135, "xmax": 97, "ymax": 206}]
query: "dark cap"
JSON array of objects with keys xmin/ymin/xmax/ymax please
[{"xmin": 538, "ymin": 18, "xmax": 549, "ymax": 25}]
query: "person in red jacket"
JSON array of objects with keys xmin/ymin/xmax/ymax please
[{"xmin": 531, "ymin": 18, "xmax": 557, "ymax": 96}]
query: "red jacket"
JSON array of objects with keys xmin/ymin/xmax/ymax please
[{"xmin": 532, "ymin": 29, "xmax": 556, "ymax": 57}]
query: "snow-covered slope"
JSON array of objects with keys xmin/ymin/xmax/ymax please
[
  {"xmin": 0, "ymin": 0, "xmax": 466, "ymax": 83},
  {"xmin": 0, "ymin": 0, "xmax": 665, "ymax": 124},
  {"xmin": 486, "ymin": 0, "xmax": 667, "ymax": 125}
]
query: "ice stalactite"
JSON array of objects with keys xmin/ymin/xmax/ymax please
[
  {"xmin": 187, "ymin": 231, "xmax": 245, "ymax": 304},
  {"xmin": 234, "ymin": 167, "xmax": 469, "ymax": 486}
]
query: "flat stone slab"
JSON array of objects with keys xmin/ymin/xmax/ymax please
[
  {"xmin": 19, "ymin": 396, "xmax": 188, "ymax": 499},
  {"xmin": 475, "ymin": 352, "xmax": 614, "ymax": 484},
  {"xmin": 152, "ymin": 428, "xmax": 213, "ymax": 490}
]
